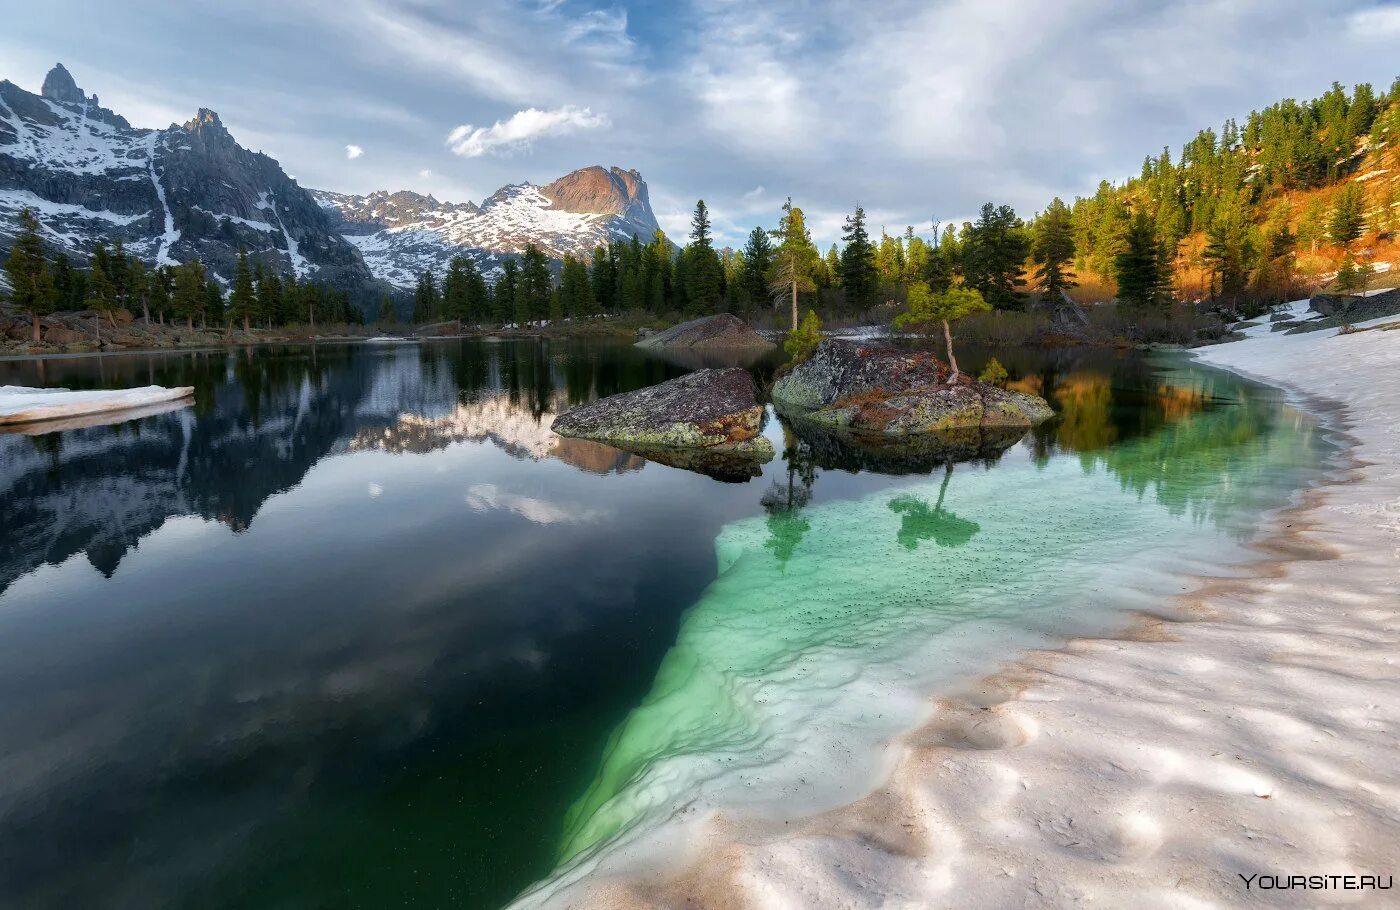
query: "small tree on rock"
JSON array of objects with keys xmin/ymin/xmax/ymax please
[{"xmin": 894, "ymin": 282, "xmax": 990, "ymax": 383}]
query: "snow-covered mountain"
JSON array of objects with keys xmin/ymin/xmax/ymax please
[
  {"xmin": 313, "ymin": 165, "xmax": 663, "ymax": 286},
  {"xmin": 0, "ymin": 64, "xmax": 373, "ymax": 292},
  {"xmin": 0, "ymin": 63, "xmax": 665, "ymax": 299}
]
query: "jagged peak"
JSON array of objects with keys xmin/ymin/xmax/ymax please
[{"xmin": 41, "ymin": 63, "xmax": 85, "ymax": 105}]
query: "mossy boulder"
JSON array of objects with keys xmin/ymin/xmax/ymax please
[
  {"xmin": 552, "ymin": 367, "xmax": 775, "ymax": 462},
  {"xmin": 773, "ymin": 339, "xmax": 1053, "ymax": 435}
]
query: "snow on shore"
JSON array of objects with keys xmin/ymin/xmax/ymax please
[
  {"xmin": 0, "ymin": 385, "xmax": 194, "ymax": 426},
  {"xmin": 534, "ymin": 303, "xmax": 1400, "ymax": 908}
]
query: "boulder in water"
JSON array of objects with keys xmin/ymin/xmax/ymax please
[
  {"xmin": 552, "ymin": 368, "xmax": 775, "ymax": 464},
  {"xmin": 772, "ymin": 339, "xmax": 1053, "ymax": 434}
]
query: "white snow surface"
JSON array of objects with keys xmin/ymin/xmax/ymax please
[
  {"xmin": 321, "ymin": 183, "xmax": 629, "ymax": 288},
  {"xmin": 0, "ymin": 385, "xmax": 194, "ymax": 426},
  {"xmin": 517, "ymin": 300, "xmax": 1400, "ymax": 909}
]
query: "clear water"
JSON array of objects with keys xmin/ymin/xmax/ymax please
[{"xmin": 0, "ymin": 339, "xmax": 1333, "ymax": 909}]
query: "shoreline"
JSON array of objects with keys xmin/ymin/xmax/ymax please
[{"xmin": 523, "ymin": 304, "xmax": 1400, "ymax": 908}]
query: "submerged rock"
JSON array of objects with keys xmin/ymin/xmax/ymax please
[
  {"xmin": 636, "ymin": 314, "xmax": 774, "ymax": 350},
  {"xmin": 772, "ymin": 339, "xmax": 1053, "ymax": 434},
  {"xmin": 552, "ymin": 368, "xmax": 775, "ymax": 465},
  {"xmin": 788, "ymin": 419, "xmax": 1029, "ymax": 475}
]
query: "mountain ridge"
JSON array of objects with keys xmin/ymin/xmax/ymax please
[{"xmin": 1, "ymin": 64, "xmax": 663, "ymax": 297}]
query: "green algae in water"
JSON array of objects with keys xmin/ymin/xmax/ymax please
[{"xmin": 537, "ymin": 362, "xmax": 1331, "ymax": 886}]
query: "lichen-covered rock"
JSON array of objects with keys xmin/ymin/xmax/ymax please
[
  {"xmin": 636, "ymin": 314, "xmax": 774, "ymax": 350},
  {"xmin": 552, "ymin": 368, "xmax": 775, "ymax": 460},
  {"xmin": 773, "ymin": 339, "xmax": 1053, "ymax": 434}
]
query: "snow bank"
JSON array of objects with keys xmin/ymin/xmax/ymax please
[
  {"xmin": 0, "ymin": 385, "xmax": 194, "ymax": 426},
  {"xmin": 518, "ymin": 301, "xmax": 1400, "ymax": 908}
]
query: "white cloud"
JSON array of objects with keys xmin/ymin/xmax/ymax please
[
  {"xmin": 445, "ymin": 105, "xmax": 609, "ymax": 157},
  {"xmin": 345, "ymin": 144, "xmax": 365, "ymax": 159},
  {"xmin": 418, "ymin": 168, "xmax": 433, "ymax": 178},
  {"xmin": 1348, "ymin": 4, "xmax": 1400, "ymax": 38}
]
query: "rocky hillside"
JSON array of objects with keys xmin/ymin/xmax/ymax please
[
  {"xmin": 0, "ymin": 64, "xmax": 374, "ymax": 293},
  {"xmin": 313, "ymin": 165, "xmax": 663, "ymax": 287}
]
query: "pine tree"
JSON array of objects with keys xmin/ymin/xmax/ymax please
[
  {"xmin": 1032, "ymin": 197, "xmax": 1077, "ymax": 302},
  {"xmin": 1114, "ymin": 212, "xmax": 1170, "ymax": 310},
  {"xmin": 741, "ymin": 227, "xmax": 773, "ymax": 313},
  {"xmin": 494, "ymin": 259, "xmax": 519, "ymax": 325},
  {"xmin": 442, "ymin": 256, "xmax": 472, "ymax": 323},
  {"xmin": 681, "ymin": 199, "xmax": 723, "ymax": 315},
  {"xmin": 838, "ymin": 205, "xmax": 878, "ymax": 313},
  {"xmin": 229, "ymin": 248, "xmax": 257, "ymax": 331},
  {"xmin": 769, "ymin": 198, "xmax": 821, "ymax": 330},
  {"xmin": 1328, "ymin": 183, "xmax": 1366, "ymax": 246},
  {"xmin": 172, "ymin": 260, "xmax": 206, "ymax": 331},
  {"xmin": 559, "ymin": 254, "xmax": 595, "ymax": 318},
  {"xmin": 412, "ymin": 270, "xmax": 440, "ymax": 322},
  {"xmin": 377, "ymin": 293, "xmax": 395, "ymax": 324},
  {"xmin": 961, "ymin": 203, "xmax": 1029, "ymax": 309},
  {"xmin": 516, "ymin": 243, "xmax": 552, "ymax": 324},
  {"xmin": 894, "ymin": 283, "xmax": 990, "ymax": 382},
  {"xmin": 84, "ymin": 257, "xmax": 118, "ymax": 341},
  {"xmin": 3, "ymin": 207, "xmax": 55, "ymax": 343}
]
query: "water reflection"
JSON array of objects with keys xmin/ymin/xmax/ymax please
[
  {"xmin": 887, "ymin": 465, "xmax": 981, "ymax": 550},
  {"xmin": 0, "ymin": 340, "xmax": 1331, "ymax": 910}
]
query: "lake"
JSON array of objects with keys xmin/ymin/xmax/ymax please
[{"xmin": 0, "ymin": 337, "xmax": 1334, "ymax": 909}]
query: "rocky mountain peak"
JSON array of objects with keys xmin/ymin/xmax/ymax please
[
  {"xmin": 40, "ymin": 63, "xmax": 85, "ymax": 105},
  {"xmin": 543, "ymin": 165, "xmax": 647, "ymax": 217}
]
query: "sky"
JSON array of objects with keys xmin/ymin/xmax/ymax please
[{"xmin": 2, "ymin": 0, "xmax": 1398, "ymax": 247}]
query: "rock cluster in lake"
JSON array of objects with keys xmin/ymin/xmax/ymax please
[
  {"xmin": 552, "ymin": 368, "xmax": 775, "ymax": 478},
  {"xmin": 636, "ymin": 314, "xmax": 775, "ymax": 351},
  {"xmin": 772, "ymin": 339, "xmax": 1054, "ymax": 435}
]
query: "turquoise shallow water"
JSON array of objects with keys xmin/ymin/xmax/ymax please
[
  {"xmin": 0, "ymin": 342, "xmax": 1331, "ymax": 910},
  {"xmin": 524, "ymin": 357, "xmax": 1333, "ymax": 900}
]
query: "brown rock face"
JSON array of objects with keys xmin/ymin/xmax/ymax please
[{"xmin": 543, "ymin": 166, "xmax": 643, "ymax": 215}]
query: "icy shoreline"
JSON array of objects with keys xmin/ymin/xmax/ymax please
[
  {"xmin": 0, "ymin": 384, "xmax": 194, "ymax": 426},
  {"xmin": 517, "ymin": 302, "xmax": 1400, "ymax": 908}
]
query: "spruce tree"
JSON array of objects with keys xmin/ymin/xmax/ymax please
[
  {"xmin": 3, "ymin": 207, "xmax": 55, "ymax": 343},
  {"xmin": 741, "ymin": 227, "xmax": 773, "ymax": 314},
  {"xmin": 681, "ymin": 199, "xmax": 723, "ymax": 315},
  {"xmin": 961, "ymin": 203, "xmax": 1029, "ymax": 309},
  {"xmin": 229, "ymin": 248, "xmax": 257, "ymax": 331},
  {"xmin": 1328, "ymin": 183, "xmax": 1366, "ymax": 246},
  {"xmin": 838, "ymin": 205, "xmax": 878, "ymax": 313},
  {"xmin": 1114, "ymin": 212, "xmax": 1170, "ymax": 311},
  {"xmin": 1032, "ymin": 197, "xmax": 1077, "ymax": 302},
  {"xmin": 516, "ymin": 243, "xmax": 552, "ymax": 324},
  {"xmin": 494, "ymin": 259, "xmax": 519, "ymax": 325}
]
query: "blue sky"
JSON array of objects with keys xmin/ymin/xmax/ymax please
[{"xmin": 3, "ymin": 0, "xmax": 1398, "ymax": 246}]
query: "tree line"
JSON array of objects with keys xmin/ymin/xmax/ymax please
[{"xmin": 3, "ymin": 208, "xmax": 361, "ymax": 342}]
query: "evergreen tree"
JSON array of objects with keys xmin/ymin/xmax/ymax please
[
  {"xmin": 894, "ymin": 283, "xmax": 990, "ymax": 382},
  {"xmin": 740, "ymin": 227, "xmax": 773, "ymax": 313},
  {"xmin": 1328, "ymin": 183, "xmax": 1366, "ymax": 246},
  {"xmin": 3, "ymin": 207, "xmax": 55, "ymax": 343},
  {"xmin": 377, "ymin": 293, "xmax": 395, "ymax": 324},
  {"xmin": 838, "ymin": 205, "xmax": 878, "ymax": 313},
  {"xmin": 1032, "ymin": 197, "xmax": 1077, "ymax": 302},
  {"xmin": 516, "ymin": 243, "xmax": 552, "ymax": 324},
  {"xmin": 785, "ymin": 309, "xmax": 822, "ymax": 362},
  {"xmin": 1202, "ymin": 210, "xmax": 1255, "ymax": 310},
  {"xmin": 589, "ymin": 245, "xmax": 616, "ymax": 313},
  {"xmin": 494, "ymin": 259, "xmax": 519, "ymax": 324},
  {"xmin": 412, "ymin": 270, "xmax": 440, "ymax": 322},
  {"xmin": 442, "ymin": 256, "xmax": 473, "ymax": 323},
  {"xmin": 84, "ymin": 255, "xmax": 118, "ymax": 340},
  {"xmin": 559, "ymin": 254, "xmax": 595, "ymax": 318},
  {"xmin": 172, "ymin": 260, "xmax": 206, "ymax": 330},
  {"xmin": 769, "ymin": 198, "xmax": 821, "ymax": 330},
  {"xmin": 1114, "ymin": 212, "xmax": 1170, "ymax": 310},
  {"xmin": 681, "ymin": 199, "xmax": 723, "ymax": 315},
  {"xmin": 961, "ymin": 202, "xmax": 1029, "ymax": 309},
  {"xmin": 229, "ymin": 248, "xmax": 257, "ymax": 331}
]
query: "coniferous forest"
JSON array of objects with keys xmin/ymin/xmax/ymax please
[{"xmin": 6, "ymin": 78, "xmax": 1398, "ymax": 345}]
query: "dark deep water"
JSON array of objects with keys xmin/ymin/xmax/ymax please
[{"xmin": 0, "ymin": 338, "xmax": 1332, "ymax": 909}]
